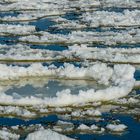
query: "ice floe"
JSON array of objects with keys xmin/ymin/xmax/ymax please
[
  {"xmin": 106, "ymin": 124, "xmax": 127, "ymax": 132},
  {"xmin": 26, "ymin": 129, "xmax": 74, "ymax": 140}
]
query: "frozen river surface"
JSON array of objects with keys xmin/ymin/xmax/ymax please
[{"xmin": 0, "ymin": 0, "xmax": 140, "ymax": 140}]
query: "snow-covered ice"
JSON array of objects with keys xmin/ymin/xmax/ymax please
[{"xmin": 26, "ymin": 129, "xmax": 74, "ymax": 140}]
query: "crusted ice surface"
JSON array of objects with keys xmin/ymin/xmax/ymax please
[{"xmin": 26, "ymin": 129, "xmax": 74, "ymax": 140}]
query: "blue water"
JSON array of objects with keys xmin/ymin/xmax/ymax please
[
  {"xmin": 30, "ymin": 44, "xmax": 68, "ymax": 51},
  {"xmin": 135, "ymin": 70, "xmax": 140, "ymax": 80}
]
